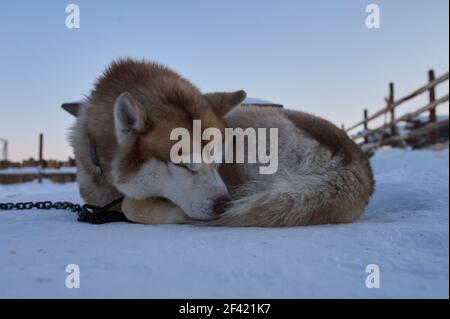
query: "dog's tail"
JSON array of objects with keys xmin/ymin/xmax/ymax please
[{"xmin": 197, "ymin": 168, "xmax": 373, "ymax": 227}]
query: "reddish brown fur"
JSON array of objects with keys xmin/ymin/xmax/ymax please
[
  {"xmin": 283, "ymin": 110, "xmax": 375, "ymax": 197},
  {"xmin": 85, "ymin": 58, "xmax": 226, "ymax": 183},
  {"xmin": 70, "ymin": 58, "xmax": 374, "ymax": 227}
]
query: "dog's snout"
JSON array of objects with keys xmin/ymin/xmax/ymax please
[{"xmin": 213, "ymin": 195, "xmax": 231, "ymax": 215}]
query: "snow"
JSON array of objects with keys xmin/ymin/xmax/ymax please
[
  {"xmin": 242, "ymin": 97, "xmax": 279, "ymax": 105},
  {"xmin": 410, "ymin": 114, "xmax": 449, "ymax": 124},
  {"xmin": 0, "ymin": 167, "xmax": 77, "ymax": 175},
  {"xmin": 0, "ymin": 149, "xmax": 448, "ymax": 298}
]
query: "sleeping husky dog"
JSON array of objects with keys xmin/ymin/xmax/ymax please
[{"xmin": 65, "ymin": 58, "xmax": 374, "ymax": 226}]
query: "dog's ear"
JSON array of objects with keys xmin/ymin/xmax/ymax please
[
  {"xmin": 114, "ymin": 92, "xmax": 148, "ymax": 140},
  {"xmin": 61, "ymin": 102, "xmax": 83, "ymax": 117},
  {"xmin": 203, "ymin": 90, "xmax": 247, "ymax": 116}
]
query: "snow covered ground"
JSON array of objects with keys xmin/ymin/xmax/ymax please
[
  {"xmin": 0, "ymin": 167, "xmax": 77, "ymax": 175},
  {"xmin": 0, "ymin": 149, "xmax": 448, "ymax": 298}
]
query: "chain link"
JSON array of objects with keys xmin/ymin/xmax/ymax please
[
  {"xmin": 0, "ymin": 200, "xmax": 82, "ymax": 213},
  {"xmin": 0, "ymin": 197, "xmax": 127, "ymax": 224}
]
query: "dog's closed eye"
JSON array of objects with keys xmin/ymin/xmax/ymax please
[
  {"xmin": 175, "ymin": 163, "xmax": 193, "ymax": 172},
  {"xmin": 175, "ymin": 163, "xmax": 200, "ymax": 173}
]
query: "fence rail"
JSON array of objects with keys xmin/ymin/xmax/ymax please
[{"xmin": 346, "ymin": 70, "xmax": 449, "ymax": 151}]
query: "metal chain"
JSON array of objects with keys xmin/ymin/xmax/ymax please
[
  {"xmin": 0, "ymin": 201, "xmax": 82, "ymax": 213},
  {"xmin": 0, "ymin": 197, "xmax": 127, "ymax": 224}
]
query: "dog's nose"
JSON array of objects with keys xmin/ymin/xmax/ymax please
[{"xmin": 213, "ymin": 195, "xmax": 231, "ymax": 215}]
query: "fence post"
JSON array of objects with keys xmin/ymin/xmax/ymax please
[
  {"xmin": 428, "ymin": 70, "xmax": 439, "ymax": 144},
  {"xmin": 38, "ymin": 133, "xmax": 43, "ymax": 183},
  {"xmin": 388, "ymin": 82, "xmax": 397, "ymax": 137},
  {"xmin": 363, "ymin": 109, "xmax": 369, "ymax": 143}
]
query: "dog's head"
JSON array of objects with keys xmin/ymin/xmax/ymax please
[
  {"xmin": 63, "ymin": 60, "xmax": 246, "ymax": 220},
  {"xmin": 110, "ymin": 88, "xmax": 246, "ymax": 220}
]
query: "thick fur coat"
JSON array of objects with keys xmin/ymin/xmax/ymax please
[{"xmin": 68, "ymin": 58, "xmax": 374, "ymax": 227}]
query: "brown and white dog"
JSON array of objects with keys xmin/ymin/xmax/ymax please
[{"xmin": 65, "ymin": 58, "xmax": 374, "ymax": 227}]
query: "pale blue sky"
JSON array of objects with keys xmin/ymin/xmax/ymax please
[{"xmin": 0, "ymin": 0, "xmax": 448, "ymax": 161}]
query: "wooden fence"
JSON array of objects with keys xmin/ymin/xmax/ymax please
[
  {"xmin": 0, "ymin": 133, "xmax": 77, "ymax": 184},
  {"xmin": 345, "ymin": 70, "xmax": 449, "ymax": 152}
]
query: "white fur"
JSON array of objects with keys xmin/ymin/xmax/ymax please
[
  {"xmin": 112, "ymin": 159, "xmax": 229, "ymax": 220},
  {"xmin": 114, "ymin": 92, "xmax": 146, "ymax": 144}
]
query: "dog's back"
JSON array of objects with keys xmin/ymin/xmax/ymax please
[{"xmin": 210, "ymin": 106, "xmax": 375, "ymax": 226}]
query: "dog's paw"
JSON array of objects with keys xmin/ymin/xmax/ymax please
[{"xmin": 122, "ymin": 197, "xmax": 189, "ymax": 224}]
